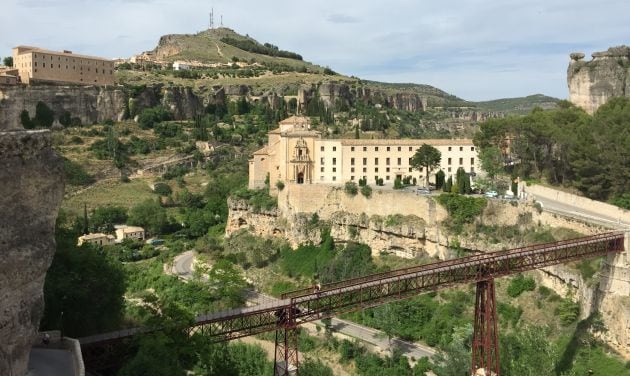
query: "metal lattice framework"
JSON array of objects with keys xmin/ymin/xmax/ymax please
[{"xmin": 80, "ymin": 232, "xmax": 625, "ymax": 375}]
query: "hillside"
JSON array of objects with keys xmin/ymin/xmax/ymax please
[
  {"xmin": 473, "ymin": 94, "xmax": 560, "ymax": 114},
  {"xmin": 150, "ymin": 27, "xmax": 325, "ymax": 73}
]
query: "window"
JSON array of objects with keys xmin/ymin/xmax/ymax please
[
  {"xmin": 387, "ymin": 147, "xmax": 390, "ymax": 151},
  {"xmin": 332, "ymin": 167, "xmax": 336, "ymax": 172},
  {"xmin": 471, "ymin": 147, "xmax": 475, "ymax": 151},
  {"xmin": 320, "ymin": 158, "xmax": 324, "ymax": 165},
  {"xmin": 409, "ymin": 168, "xmax": 413, "ymax": 172},
  {"xmin": 386, "ymin": 176, "xmax": 390, "ymax": 180},
  {"xmin": 321, "ymin": 146, "xmax": 324, "ymax": 151},
  {"xmin": 448, "ymin": 158, "xmax": 452, "ymax": 165},
  {"xmin": 386, "ymin": 167, "xmax": 390, "ymax": 172},
  {"xmin": 459, "ymin": 158, "xmax": 463, "ymax": 165},
  {"xmin": 471, "ymin": 167, "xmax": 475, "ymax": 172},
  {"xmin": 448, "ymin": 167, "xmax": 452, "ymax": 172},
  {"xmin": 409, "ymin": 147, "xmax": 413, "ymax": 151},
  {"xmin": 398, "ymin": 147, "xmax": 401, "ymax": 151},
  {"xmin": 351, "ymin": 158, "xmax": 355, "ymax": 166},
  {"xmin": 408, "ymin": 158, "xmax": 412, "ymax": 164},
  {"xmin": 375, "ymin": 168, "xmax": 379, "ymax": 172},
  {"xmin": 351, "ymin": 176, "xmax": 355, "ymax": 180},
  {"xmin": 375, "ymin": 147, "xmax": 379, "ymax": 151},
  {"xmin": 363, "ymin": 167, "xmax": 367, "ymax": 173},
  {"xmin": 460, "ymin": 146, "xmax": 463, "ymax": 151},
  {"xmin": 43, "ymin": 63, "xmax": 45, "ymax": 67},
  {"xmin": 374, "ymin": 176, "xmax": 379, "ymax": 182},
  {"xmin": 333, "ymin": 146, "xmax": 336, "ymax": 151},
  {"xmin": 351, "ymin": 167, "xmax": 355, "ymax": 173},
  {"xmin": 375, "ymin": 158, "xmax": 379, "ymax": 165},
  {"xmin": 471, "ymin": 158, "xmax": 475, "ymax": 165},
  {"xmin": 320, "ymin": 167, "xmax": 324, "ymax": 172},
  {"xmin": 351, "ymin": 147, "xmax": 355, "ymax": 151},
  {"xmin": 448, "ymin": 147, "xmax": 452, "ymax": 151},
  {"xmin": 363, "ymin": 158, "xmax": 367, "ymax": 165},
  {"xmin": 363, "ymin": 147, "xmax": 367, "ymax": 151},
  {"xmin": 333, "ymin": 158, "xmax": 337, "ymax": 165},
  {"xmin": 386, "ymin": 158, "xmax": 390, "ymax": 165},
  {"xmin": 333, "ymin": 176, "xmax": 337, "ymax": 181},
  {"xmin": 397, "ymin": 158, "xmax": 401, "ymax": 165}
]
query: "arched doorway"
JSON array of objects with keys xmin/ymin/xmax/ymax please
[{"xmin": 297, "ymin": 172, "xmax": 304, "ymax": 184}]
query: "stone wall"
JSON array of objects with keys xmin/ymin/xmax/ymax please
[{"xmin": 0, "ymin": 130, "xmax": 64, "ymax": 375}]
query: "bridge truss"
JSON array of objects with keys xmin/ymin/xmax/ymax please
[{"xmin": 80, "ymin": 232, "xmax": 625, "ymax": 375}]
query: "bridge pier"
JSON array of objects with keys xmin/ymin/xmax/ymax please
[
  {"xmin": 471, "ymin": 278, "xmax": 500, "ymax": 376},
  {"xmin": 274, "ymin": 307, "xmax": 299, "ymax": 376}
]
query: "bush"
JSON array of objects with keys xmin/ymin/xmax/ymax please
[
  {"xmin": 231, "ymin": 188, "xmax": 277, "ymax": 213},
  {"xmin": 63, "ymin": 158, "xmax": 94, "ymax": 186},
  {"xmin": 34, "ymin": 101, "xmax": 55, "ymax": 128},
  {"xmin": 276, "ymin": 180, "xmax": 285, "ymax": 191},
  {"xmin": 152, "ymin": 182, "xmax": 172, "ymax": 196},
  {"xmin": 360, "ymin": 185, "xmax": 372, "ymax": 198},
  {"xmin": 20, "ymin": 110, "xmax": 34, "ymax": 129},
  {"xmin": 344, "ymin": 181, "xmax": 358, "ymax": 196},
  {"xmin": 138, "ymin": 106, "xmax": 173, "ymax": 129},
  {"xmin": 376, "ymin": 178, "xmax": 384, "ymax": 186},
  {"xmin": 69, "ymin": 135, "xmax": 84, "ymax": 144},
  {"xmin": 507, "ymin": 274, "xmax": 536, "ymax": 298},
  {"xmin": 393, "ymin": 177, "xmax": 403, "ymax": 189},
  {"xmin": 556, "ymin": 297, "xmax": 580, "ymax": 325},
  {"xmin": 436, "ymin": 193, "xmax": 487, "ymax": 231}
]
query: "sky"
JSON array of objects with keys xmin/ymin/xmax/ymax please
[{"xmin": 1, "ymin": 0, "xmax": 629, "ymax": 101}]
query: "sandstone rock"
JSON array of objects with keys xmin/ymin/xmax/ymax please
[
  {"xmin": 568, "ymin": 45, "xmax": 630, "ymax": 114},
  {"xmin": 0, "ymin": 130, "xmax": 64, "ymax": 376}
]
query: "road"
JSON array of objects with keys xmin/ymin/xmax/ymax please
[
  {"xmin": 244, "ymin": 290, "xmax": 436, "ymax": 361},
  {"xmin": 531, "ymin": 195, "xmax": 630, "ymax": 230},
  {"xmin": 172, "ymin": 251, "xmax": 196, "ymax": 280},
  {"xmin": 28, "ymin": 348, "xmax": 75, "ymax": 376}
]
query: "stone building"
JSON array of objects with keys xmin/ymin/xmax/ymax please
[
  {"xmin": 77, "ymin": 233, "xmax": 115, "ymax": 247},
  {"xmin": 115, "ymin": 226, "xmax": 145, "ymax": 242},
  {"xmin": 12, "ymin": 46, "xmax": 115, "ymax": 85},
  {"xmin": 249, "ymin": 116, "xmax": 481, "ymax": 192}
]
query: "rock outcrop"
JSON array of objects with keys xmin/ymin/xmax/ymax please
[
  {"xmin": 0, "ymin": 129, "xmax": 64, "ymax": 375},
  {"xmin": 568, "ymin": 45, "xmax": 630, "ymax": 114},
  {"xmin": 0, "ymin": 85, "xmax": 127, "ymax": 130}
]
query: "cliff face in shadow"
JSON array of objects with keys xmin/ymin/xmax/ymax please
[
  {"xmin": 568, "ymin": 46, "xmax": 630, "ymax": 114},
  {"xmin": 0, "ymin": 129, "xmax": 64, "ymax": 375}
]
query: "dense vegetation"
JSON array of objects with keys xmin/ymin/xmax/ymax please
[
  {"xmin": 221, "ymin": 37, "xmax": 303, "ymax": 60},
  {"xmin": 474, "ymin": 98, "xmax": 630, "ymax": 207}
]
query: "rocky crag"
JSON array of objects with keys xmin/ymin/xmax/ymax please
[
  {"xmin": 568, "ymin": 46, "xmax": 630, "ymax": 114},
  {"xmin": 226, "ymin": 184, "xmax": 630, "ymax": 357},
  {"xmin": 0, "ymin": 129, "xmax": 64, "ymax": 375}
]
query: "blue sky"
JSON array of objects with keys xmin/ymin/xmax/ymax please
[{"xmin": 2, "ymin": 0, "xmax": 629, "ymax": 100}]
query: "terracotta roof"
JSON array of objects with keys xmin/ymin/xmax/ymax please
[
  {"xmin": 279, "ymin": 115, "xmax": 311, "ymax": 125},
  {"xmin": 13, "ymin": 46, "xmax": 112, "ymax": 62},
  {"xmin": 339, "ymin": 139, "xmax": 474, "ymax": 146}
]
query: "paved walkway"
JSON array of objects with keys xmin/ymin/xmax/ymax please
[{"xmin": 28, "ymin": 348, "xmax": 75, "ymax": 376}]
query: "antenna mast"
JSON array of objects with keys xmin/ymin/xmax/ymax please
[{"xmin": 209, "ymin": 8, "xmax": 214, "ymax": 29}]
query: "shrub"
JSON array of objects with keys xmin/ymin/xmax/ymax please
[
  {"xmin": 20, "ymin": 110, "xmax": 34, "ymax": 129},
  {"xmin": 436, "ymin": 193, "xmax": 487, "ymax": 231},
  {"xmin": 138, "ymin": 106, "xmax": 173, "ymax": 129},
  {"xmin": 344, "ymin": 181, "xmax": 358, "ymax": 196},
  {"xmin": 360, "ymin": 185, "xmax": 372, "ymax": 198},
  {"xmin": 63, "ymin": 158, "xmax": 94, "ymax": 186},
  {"xmin": 276, "ymin": 181, "xmax": 285, "ymax": 191},
  {"xmin": 556, "ymin": 297, "xmax": 580, "ymax": 325},
  {"xmin": 376, "ymin": 178, "xmax": 384, "ymax": 186},
  {"xmin": 34, "ymin": 101, "xmax": 55, "ymax": 128},
  {"xmin": 393, "ymin": 177, "xmax": 403, "ymax": 189},
  {"xmin": 69, "ymin": 136, "xmax": 84, "ymax": 144},
  {"xmin": 152, "ymin": 182, "xmax": 172, "ymax": 196},
  {"xmin": 507, "ymin": 274, "xmax": 536, "ymax": 298}
]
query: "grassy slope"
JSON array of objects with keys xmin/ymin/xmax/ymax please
[{"xmin": 472, "ymin": 94, "xmax": 560, "ymax": 114}]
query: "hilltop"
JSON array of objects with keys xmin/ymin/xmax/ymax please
[{"xmin": 472, "ymin": 94, "xmax": 560, "ymax": 114}]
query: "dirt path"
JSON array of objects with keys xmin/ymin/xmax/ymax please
[{"xmin": 214, "ymin": 42, "xmax": 228, "ymax": 63}]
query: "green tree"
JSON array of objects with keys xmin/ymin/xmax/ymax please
[
  {"xmin": 411, "ymin": 144, "xmax": 441, "ymax": 188},
  {"xmin": 500, "ymin": 325, "xmax": 558, "ymax": 375},
  {"xmin": 41, "ymin": 226, "xmax": 126, "ymax": 337},
  {"xmin": 435, "ymin": 169, "xmax": 446, "ymax": 189},
  {"xmin": 479, "ymin": 146, "xmax": 504, "ymax": 188},
  {"xmin": 34, "ymin": 101, "xmax": 55, "ymax": 128},
  {"xmin": 90, "ymin": 206, "xmax": 127, "ymax": 233},
  {"xmin": 443, "ymin": 176, "xmax": 452, "ymax": 192},
  {"xmin": 3, "ymin": 56, "xmax": 13, "ymax": 67},
  {"xmin": 20, "ymin": 109, "xmax": 34, "ymax": 129},
  {"xmin": 138, "ymin": 106, "xmax": 173, "ymax": 129},
  {"xmin": 128, "ymin": 199, "xmax": 170, "ymax": 235}
]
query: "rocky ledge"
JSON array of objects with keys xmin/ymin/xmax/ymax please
[{"xmin": 0, "ymin": 130, "xmax": 64, "ymax": 376}]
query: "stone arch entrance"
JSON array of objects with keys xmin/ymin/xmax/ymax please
[{"xmin": 297, "ymin": 172, "xmax": 304, "ymax": 184}]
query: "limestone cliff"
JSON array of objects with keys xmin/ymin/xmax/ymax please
[
  {"xmin": 0, "ymin": 129, "xmax": 64, "ymax": 375},
  {"xmin": 0, "ymin": 85, "xmax": 127, "ymax": 130},
  {"xmin": 568, "ymin": 46, "xmax": 630, "ymax": 114}
]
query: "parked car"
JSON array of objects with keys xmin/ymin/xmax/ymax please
[{"xmin": 484, "ymin": 190, "xmax": 498, "ymax": 198}]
